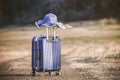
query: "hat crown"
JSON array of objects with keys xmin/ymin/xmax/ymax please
[
  {"xmin": 35, "ymin": 13, "xmax": 58, "ymax": 27},
  {"xmin": 43, "ymin": 13, "xmax": 57, "ymax": 24}
]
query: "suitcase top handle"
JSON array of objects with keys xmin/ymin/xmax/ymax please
[{"xmin": 35, "ymin": 13, "xmax": 66, "ymax": 29}]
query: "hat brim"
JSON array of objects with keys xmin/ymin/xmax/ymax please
[
  {"xmin": 35, "ymin": 20, "xmax": 66, "ymax": 29},
  {"xmin": 42, "ymin": 23, "xmax": 56, "ymax": 27},
  {"xmin": 56, "ymin": 22, "xmax": 66, "ymax": 29},
  {"xmin": 35, "ymin": 20, "xmax": 43, "ymax": 28},
  {"xmin": 35, "ymin": 20, "xmax": 56, "ymax": 27}
]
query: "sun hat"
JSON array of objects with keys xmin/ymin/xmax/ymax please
[
  {"xmin": 35, "ymin": 13, "xmax": 72, "ymax": 29},
  {"xmin": 35, "ymin": 13, "xmax": 58, "ymax": 27}
]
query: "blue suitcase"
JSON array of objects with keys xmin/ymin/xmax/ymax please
[{"xmin": 30, "ymin": 27, "xmax": 61, "ymax": 76}]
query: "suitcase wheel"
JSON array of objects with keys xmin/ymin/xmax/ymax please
[
  {"xmin": 49, "ymin": 71, "xmax": 53, "ymax": 76},
  {"xmin": 30, "ymin": 71, "xmax": 35, "ymax": 76},
  {"xmin": 56, "ymin": 70, "xmax": 61, "ymax": 76}
]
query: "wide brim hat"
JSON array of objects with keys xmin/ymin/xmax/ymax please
[
  {"xmin": 35, "ymin": 13, "xmax": 58, "ymax": 27},
  {"xmin": 35, "ymin": 13, "xmax": 72, "ymax": 29}
]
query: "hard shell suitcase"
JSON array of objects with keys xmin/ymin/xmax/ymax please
[{"xmin": 30, "ymin": 27, "xmax": 61, "ymax": 76}]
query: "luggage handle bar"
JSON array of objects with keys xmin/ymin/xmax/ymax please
[{"xmin": 46, "ymin": 27, "xmax": 56, "ymax": 40}]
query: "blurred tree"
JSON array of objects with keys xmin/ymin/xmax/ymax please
[{"xmin": 0, "ymin": 0, "xmax": 120, "ymax": 26}]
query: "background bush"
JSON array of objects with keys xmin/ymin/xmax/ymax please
[{"xmin": 0, "ymin": 0, "xmax": 120, "ymax": 26}]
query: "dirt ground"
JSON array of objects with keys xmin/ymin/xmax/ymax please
[{"xmin": 0, "ymin": 23, "xmax": 120, "ymax": 80}]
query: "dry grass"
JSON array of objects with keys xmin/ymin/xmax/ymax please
[{"xmin": 0, "ymin": 23, "xmax": 120, "ymax": 80}]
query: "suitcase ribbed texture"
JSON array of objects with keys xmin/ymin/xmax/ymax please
[
  {"xmin": 43, "ymin": 39, "xmax": 53, "ymax": 70},
  {"xmin": 32, "ymin": 36, "xmax": 61, "ymax": 71}
]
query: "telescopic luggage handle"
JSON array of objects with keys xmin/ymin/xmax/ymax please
[
  {"xmin": 35, "ymin": 13, "xmax": 71, "ymax": 40},
  {"xmin": 46, "ymin": 27, "xmax": 56, "ymax": 40}
]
